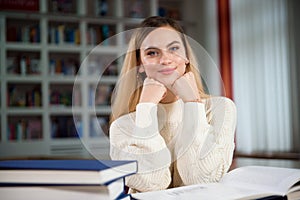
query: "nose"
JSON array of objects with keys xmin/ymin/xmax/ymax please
[{"xmin": 159, "ymin": 50, "xmax": 172, "ymax": 65}]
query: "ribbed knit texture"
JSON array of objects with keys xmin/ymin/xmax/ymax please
[{"xmin": 109, "ymin": 96, "xmax": 237, "ymax": 193}]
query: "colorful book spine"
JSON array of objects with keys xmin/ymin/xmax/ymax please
[
  {"xmin": 7, "ymin": 24, "xmax": 40, "ymax": 43},
  {"xmin": 8, "ymin": 85, "xmax": 41, "ymax": 107},
  {"xmin": 7, "ymin": 119, "xmax": 42, "ymax": 141},
  {"xmin": 48, "ymin": 58, "xmax": 79, "ymax": 76},
  {"xmin": 49, "ymin": 25, "xmax": 80, "ymax": 45}
]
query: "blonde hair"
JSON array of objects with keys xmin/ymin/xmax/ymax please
[{"xmin": 110, "ymin": 16, "xmax": 208, "ymax": 124}]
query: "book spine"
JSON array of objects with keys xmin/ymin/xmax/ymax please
[
  {"xmin": 51, "ymin": 116, "xmax": 81, "ymax": 138},
  {"xmin": 58, "ymin": 25, "xmax": 65, "ymax": 45},
  {"xmin": 75, "ymin": 28, "xmax": 80, "ymax": 44}
]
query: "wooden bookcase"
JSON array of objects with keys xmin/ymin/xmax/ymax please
[{"xmin": 0, "ymin": 0, "xmax": 196, "ymax": 159}]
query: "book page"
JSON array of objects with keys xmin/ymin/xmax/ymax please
[
  {"xmin": 221, "ymin": 166, "xmax": 300, "ymax": 195},
  {"xmin": 132, "ymin": 183, "xmax": 276, "ymax": 200},
  {"xmin": 0, "ymin": 185, "xmax": 111, "ymax": 200}
]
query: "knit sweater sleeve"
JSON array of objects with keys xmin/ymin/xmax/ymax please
[
  {"xmin": 175, "ymin": 97, "xmax": 237, "ymax": 185},
  {"xmin": 109, "ymin": 103, "xmax": 172, "ymax": 192}
]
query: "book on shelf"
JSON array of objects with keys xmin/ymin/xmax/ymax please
[
  {"xmin": 0, "ymin": 0, "xmax": 39, "ymax": 12},
  {"xmin": 96, "ymin": 0, "xmax": 109, "ymax": 16},
  {"xmin": 6, "ymin": 55, "xmax": 41, "ymax": 75},
  {"xmin": 7, "ymin": 118, "xmax": 42, "ymax": 141},
  {"xmin": 48, "ymin": 57, "xmax": 79, "ymax": 76},
  {"xmin": 48, "ymin": 0, "xmax": 77, "ymax": 14},
  {"xmin": 7, "ymin": 84, "xmax": 41, "ymax": 107},
  {"xmin": 50, "ymin": 116, "xmax": 81, "ymax": 138},
  {"xmin": 6, "ymin": 24, "xmax": 40, "ymax": 43},
  {"xmin": 132, "ymin": 165, "xmax": 300, "ymax": 200},
  {"xmin": 0, "ymin": 159, "xmax": 137, "ymax": 200},
  {"xmin": 48, "ymin": 25, "xmax": 80, "ymax": 45}
]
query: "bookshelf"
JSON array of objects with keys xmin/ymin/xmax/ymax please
[{"xmin": 0, "ymin": 0, "xmax": 197, "ymax": 159}]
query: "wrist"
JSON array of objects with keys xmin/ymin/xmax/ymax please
[
  {"xmin": 139, "ymin": 98, "xmax": 159, "ymax": 104},
  {"xmin": 183, "ymin": 96, "xmax": 201, "ymax": 103},
  {"xmin": 189, "ymin": 98, "xmax": 201, "ymax": 102},
  {"xmin": 183, "ymin": 99, "xmax": 201, "ymax": 103}
]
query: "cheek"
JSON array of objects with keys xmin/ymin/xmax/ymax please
[
  {"xmin": 141, "ymin": 57, "xmax": 160, "ymax": 75},
  {"xmin": 142, "ymin": 63, "xmax": 159, "ymax": 77},
  {"xmin": 174, "ymin": 57, "xmax": 187, "ymax": 75}
]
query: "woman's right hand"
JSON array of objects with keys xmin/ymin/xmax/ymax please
[{"xmin": 139, "ymin": 77, "xmax": 167, "ymax": 104}]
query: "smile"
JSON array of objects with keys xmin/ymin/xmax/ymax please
[{"xmin": 159, "ymin": 67, "xmax": 177, "ymax": 75}]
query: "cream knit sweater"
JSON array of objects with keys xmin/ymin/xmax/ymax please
[{"xmin": 109, "ymin": 96, "xmax": 237, "ymax": 193}]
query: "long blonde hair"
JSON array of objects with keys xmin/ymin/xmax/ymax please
[{"xmin": 110, "ymin": 16, "xmax": 208, "ymax": 124}]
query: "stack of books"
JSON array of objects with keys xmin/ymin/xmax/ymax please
[{"xmin": 0, "ymin": 159, "xmax": 137, "ymax": 200}]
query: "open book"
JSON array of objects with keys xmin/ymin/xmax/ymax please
[{"xmin": 132, "ymin": 165, "xmax": 300, "ymax": 200}]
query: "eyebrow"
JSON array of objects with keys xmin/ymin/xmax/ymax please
[
  {"xmin": 167, "ymin": 41, "xmax": 180, "ymax": 48},
  {"xmin": 143, "ymin": 41, "xmax": 181, "ymax": 51}
]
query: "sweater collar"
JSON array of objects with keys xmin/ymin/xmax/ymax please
[{"xmin": 158, "ymin": 99, "xmax": 184, "ymax": 122}]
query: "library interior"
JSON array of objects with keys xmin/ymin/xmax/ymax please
[{"xmin": 0, "ymin": 0, "xmax": 300, "ymax": 169}]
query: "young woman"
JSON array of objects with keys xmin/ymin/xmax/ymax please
[{"xmin": 109, "ymin": 16, "xmax": 237, "ymax": 193}]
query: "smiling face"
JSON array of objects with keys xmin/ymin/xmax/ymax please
[{"xmin": 139, "ymin": 26, "xmax": 188, "ymax": 86}]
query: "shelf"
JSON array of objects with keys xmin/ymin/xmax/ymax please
[
  {"xmin": 6, "ymin": 108, "xmax": 43, "ymax": 115},
  {"xmin": 1, "ymin": 10, "xmax": 143, "ymax": 24},
  {"xmin": 87, "ymin": 76, "xmax": 119, "ymax": 84},
  {"xmin": 47, "ymin": 76, "xmax": 79, "ymax": 83},
  {"xmin": 6, "ymin": 75, "xmax": 43, "ymax": 82},
  {"xmin": 47, "ymin": 45, "xmax": 82, "ymax": 52},
  {"xmin": 90, "ymin": 106, "xmax": 112, "ymax": 115},
  {"xmin": 87, "ymin": 45, "xmax": 120, "ymax": 54},
  {"xmin": 0, "ymin": 142, "xmax": 49, "ymax": 159},
  {"xmin": 5, "ymin": 43, "xmax": 41, "ymax": 51},
  {"xmin": 49, "ymin": 107, "xmax": 81, "ymax": 114},
  {"xmin": 51, "ymin": 138, "xmax": 82, "ymax": 145}
]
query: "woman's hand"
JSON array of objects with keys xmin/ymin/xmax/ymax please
[
  {"xmin": 139, "ymin": 77, "xmax": 167, "ymax": 104},
  {"xmin": 171, "ymin": 72, "xmax": 201, "ymax": 102}
]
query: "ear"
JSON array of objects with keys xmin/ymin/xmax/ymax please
[{"xmin": 185, "ymin": 59, "xmax": 190, "ymax": 65}]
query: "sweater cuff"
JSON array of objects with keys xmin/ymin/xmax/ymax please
[
  {"xmin": 136, "ymin": 103, "xmax": 157, "ymax": 127},
  {"xmin": 135, "ymin": 103, "xmax": 159, "ymax": 138},
  {"xmin": 184, "ymin": 102, "xmax": 209, "ymax": 126}
]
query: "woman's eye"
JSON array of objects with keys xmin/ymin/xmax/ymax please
[
  {"xmin": 147, "ymin": 51, "xmax": 159, "ymax": 57},
  {"xmin": 169, "ymin": 46, "xmax": 179, "ymax": 52}
]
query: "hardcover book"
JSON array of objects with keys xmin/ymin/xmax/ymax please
[
  {"xmin": 0, "ymin": 159, "xmax": 137, "ymax": 185},
  {"xmin": 0, "ymin": 159, "xmax": 137, "ymax": 200},
  {"xmin": 0, "ymin": 178, "xmax": 128, "ymax": 200}
]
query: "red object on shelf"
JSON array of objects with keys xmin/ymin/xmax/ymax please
[{"xmin": 0, "ymin": 0, "xmax": 39, "ymax": 11}]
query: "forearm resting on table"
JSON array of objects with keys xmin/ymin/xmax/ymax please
[{"xmin": 176, "ymin": 100, "xmax": 236, "ymax": 185}]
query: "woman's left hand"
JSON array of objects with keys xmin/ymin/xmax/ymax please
[{"xmin": 171, "ymin": 72, "xmax": 201, "ymax": 102}]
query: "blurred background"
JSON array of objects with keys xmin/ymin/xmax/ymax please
[{"xmin": 0, "ymin": 0, "xmax": 299, "ymax": 167}]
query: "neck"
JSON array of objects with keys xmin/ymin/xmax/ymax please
[{"xmin": 160, "ymin": 89, "xmax": 178, "ymax": 104}]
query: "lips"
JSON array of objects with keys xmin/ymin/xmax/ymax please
[{"xmin": 159, "ymin": 67, "xmax": 177, "ymax": 75}]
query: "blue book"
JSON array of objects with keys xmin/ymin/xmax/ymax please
[{"xmin": 0, "ymin": 160, "xmax": 137, "ymax": 186}]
